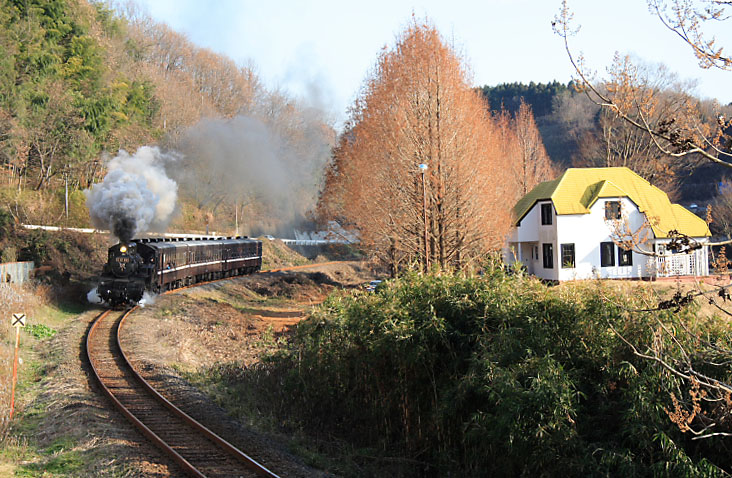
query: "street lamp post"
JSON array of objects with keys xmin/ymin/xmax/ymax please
[{"xmin": 418, "ymin": 163, "xmax": 429, "ymax": 272}]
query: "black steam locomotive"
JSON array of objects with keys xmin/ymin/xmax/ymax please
[{"xmin": 99, "ymin": 236, "xmax": 262, "ymax": 306}]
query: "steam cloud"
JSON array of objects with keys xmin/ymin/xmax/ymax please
[
  {"xmin": 85, "ymin": 147, "xmax": 178, "ymax": 242},
  {"xmin": 175, "ymin": 114, "xmax": 332, "ymax": 235},
  {"xmin": 86, "ymin": 287, "xmax": 103, "ymax": 304}
]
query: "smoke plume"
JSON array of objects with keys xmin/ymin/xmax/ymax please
[
  {"xmin": 86, "ymin": 287, "xmax": 103, "ymax": 304},
  {"xmin": 85, "ymin": 147, "xmax": 178, "ymax": 242},
  {"xmin": 175, "ymin": 113, "xmax": 332, "ymax": 235}
]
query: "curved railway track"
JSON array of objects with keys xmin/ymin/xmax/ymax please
[{"xmin": 86, "ymin": 309, "xmax": 280, "ymax": 478}]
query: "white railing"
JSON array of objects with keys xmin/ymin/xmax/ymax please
[
  {"xmin": 22, "ymin": 225, "xmax": 352, "ymax": 244},
  {"xmin": 656, "ymin": 248, "xmax": 705, "ymax": 277}
]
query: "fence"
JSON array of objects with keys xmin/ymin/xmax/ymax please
[
  {"xmin": 0, "ymin": 262, "xmax": 34, "ymax": 285},
  {"xmin": 655, "ymin": 247, "xmax": 707, "ymax": 278}
]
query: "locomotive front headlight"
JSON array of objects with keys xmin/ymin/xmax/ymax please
[{"xmin": 119, "ymin": 245, "xmax": 128, "ymax": 253}]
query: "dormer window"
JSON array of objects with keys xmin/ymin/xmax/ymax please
[
  {"xmin": 541, "ymin": 203, "xmax": 553, "ymax": 225},
  {"xmin": 605, "ymin": 201, "xmax": 621, "ymax": 220}
]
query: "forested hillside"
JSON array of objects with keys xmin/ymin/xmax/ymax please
[
  {"xmin": 0, "ymin": 0, "xmax": 157, "ymax": 192},
  {"xmin": 479, "ymin": 80, "xmax": 571, "ymax": 118},
  {"xmin": 0, "ymin": 0, "xmax": 333, "ymax": 237},
  {"xmin": 480, "ymin": 76, "xmax": 732, "ymax": 201}
]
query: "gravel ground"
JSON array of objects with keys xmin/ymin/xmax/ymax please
[
  {"xmin": 118, "ymin": 262, "xmax": 373, "ymax": 477},
  {"xmin": 7, "ymin": 261, "xmax": 372, "ymax": 477}
]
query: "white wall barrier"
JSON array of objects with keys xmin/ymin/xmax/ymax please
[{"xmin": 0, "ymin": 261, "xmax": 34, "ymax": 284}]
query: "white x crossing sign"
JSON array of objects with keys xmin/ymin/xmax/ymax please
[{"xmin": 12, "ymin": 313, "xmax": 26, "ymax": 327}]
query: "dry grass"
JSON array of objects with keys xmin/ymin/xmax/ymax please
[
  {"xmin": 556, "ymin": 276, "xmax": 732, "ymax": 324},
  {"xmin": 0, "ymin": 283, "xmax": 42, "ymax": 440},
  {"xmin": 3, "ymin": 306, "xmax": 176, "ymax": 476}
]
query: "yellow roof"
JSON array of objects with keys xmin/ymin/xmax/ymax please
[{"xmin": 513, "ymin": 167, "xmax": 710, "ymax": 238}]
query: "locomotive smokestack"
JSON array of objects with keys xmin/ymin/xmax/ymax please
[{"xmin": 85, "ymin": 147, "xmax": 178, "ymax": 242}]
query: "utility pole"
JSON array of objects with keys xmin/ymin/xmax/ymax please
[
  {"xmin": 419, "ymin": 164, "xmax": 429, "ymax": 272},
  {"xmin": 64, "ymin": 165, "xmax": 69, "ymax": 222}
]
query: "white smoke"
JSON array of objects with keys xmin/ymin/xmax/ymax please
[
  {"xmin": 85, "ymin": 147, "xmax": 178, "ymax": 241},
  {"xmin": 87, "ymin": 287, "xmax": 103, "ymax": 304},
  {"xmin": 138, "ymin": 291, "xmax": 156, "ymax": 308}
]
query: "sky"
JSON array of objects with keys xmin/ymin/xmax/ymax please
[{"xmin": 134, "ymin": 0, "xmax": 732, "ymax": 128}]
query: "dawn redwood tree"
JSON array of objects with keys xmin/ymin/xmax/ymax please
[
  {"xmin": 510, "ymin": 99, "xmax": 557, "ymax": 196},
  {"xmin": 319, "ymin": 20, "xmax": 517, "ymax": 272}
]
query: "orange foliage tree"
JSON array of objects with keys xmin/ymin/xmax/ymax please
[
  {"xmin": 496, "ymin": 99, "xmax": 557, "ymax": 197},
  {"xmin": 319, "ymin": 20, "xmax": 518, "ymax": 273}
]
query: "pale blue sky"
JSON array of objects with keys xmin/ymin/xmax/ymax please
[{"xmin": 134, "ymin": 0, "xmax": 732, "ymax": 125}]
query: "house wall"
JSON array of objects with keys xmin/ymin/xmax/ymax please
[
  {"xmin": 509, "ymin": 200, "xmax": 558, "ymax": 281},
  {"xmin": 555, "ymin": 197, "xmax": 652, "ymax": 280},
  {"xmin": 509, "ymin": 193, "xmax": 711, "ymax": 281},
  {"xmin": 510, "ymin": 197, "xmax": 660, "ymax": 281},
  {"xmin": 514, "ymin": 204, "xmax": 540, "ymax": 243}
]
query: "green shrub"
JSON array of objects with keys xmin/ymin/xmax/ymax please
[
  {"xmin": 1, "ymin": 245, "xmax": 17, "ymax": 263},
  {"xmin": 18, "ymin": 230, "xmax": 51, "ymax": 265},
  {"xmin": 242, "ymin": 260, "xmax": 731, "ymax": 476},
  {"xmin": 25, "ymin": 323, "xmax": 56, "ymax": 340},
  {"xmin": 0, "ymin": 208, "xmax": 13, "ymax": 240}
]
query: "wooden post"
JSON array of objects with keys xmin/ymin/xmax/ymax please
[
  {"xmin": 9, "ymin": 326, "xmax": 20, "ymax": 420},
  {"xmin": 419, "ymin": 164, "xmax": 429, "ymax": 272}
]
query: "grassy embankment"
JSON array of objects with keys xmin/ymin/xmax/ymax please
[{"xmin": 0, "ymin": 284, "xmax": 101, "ymax": 477}]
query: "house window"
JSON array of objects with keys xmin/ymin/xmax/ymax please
[
  {"xmin": 619, "ymin": 247, "xmax": 633, "ymax": 266},
  {"xmin": 542, "ymin": 243, "xmax": 554, "ymax": 269},
  {"xmin": 541, "ymin": 203, "xmax": 553, "ymax": 225},
  {"xmin": 600, "ymin": 242, "xmax": 616, "ymax": 267},
  {"xmin": 605, "ymin": 201, "xmax": 621, "ymax": 220},
  {"xmin": 532, "ymin": 245, "xmax": 539, "ymax": 261},
  {"xmin": 561, "ymin": 243, "xmax": 575, "ymax": 268}
]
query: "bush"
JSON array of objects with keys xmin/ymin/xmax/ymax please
[
  {"xmin": 1, "ymin": 246, "xmax": 17, "ymax": 263},
  {"xmin": 243, "ymin": 260, "xmax": 731, "ymax": 476},
  {"xmin": 0, "ymin": 208, "xmax": 13, "ymax": 241}
]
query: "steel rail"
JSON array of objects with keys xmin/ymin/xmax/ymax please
[
  {"xmin": 87, "ymin": 309, "xmax": 280, "ymax": 478},
  {"xmin": 87, "ymin": 261, "xmax": 341, "ymax": 475},
  {"xmin": 87, "ymin": 310, "xmax": 206, "ymax": 477},
  {"xmin": 117, "ymin": 309, "xmax": 279, "ymax": 477}
]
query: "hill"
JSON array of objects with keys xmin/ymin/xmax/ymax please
[
  {"xmin": 0, "ymin": 0, "xmax": 334, "ymax": 237},
  {"xmin": 480, "ymin": 80, "xmax": 732, "ymax": 202}
]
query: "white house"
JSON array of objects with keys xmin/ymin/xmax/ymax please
[{"xmin": 506, "ymin": 167, "xmax": 710, "ymax": 281}]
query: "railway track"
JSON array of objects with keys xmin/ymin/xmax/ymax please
[{"xmin": 86, "ymin": 309, "xmax": 280, "ymax": 478}]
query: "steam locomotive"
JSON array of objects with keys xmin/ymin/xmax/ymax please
[{"xmin": 98, "ymin": 236, "xmax": 262, "ymax": 306}]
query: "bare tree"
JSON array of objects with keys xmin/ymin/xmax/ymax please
[
  {"xmin": 571, "ymin": 55, "xmax": 707, "ymax": 198},
  {"xmin": 554, "ymin": 0, "xmax": 732, "ymax": 444},
  {"xmin": 553, "ymin": 1, "xmax": 731, "ymax": 172}
]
